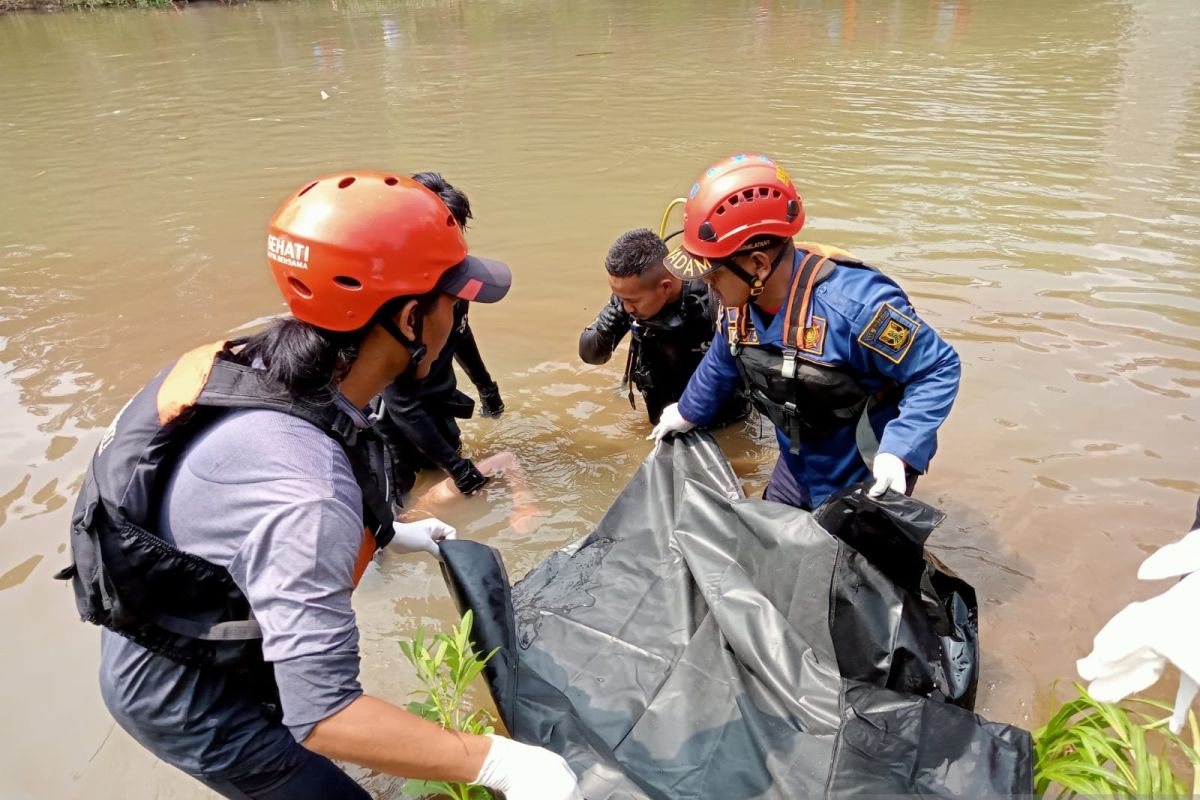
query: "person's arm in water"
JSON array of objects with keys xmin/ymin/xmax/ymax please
[
  {"xmin": 453, "ymin": 319, "xmax": 503, "ymax": 417},
  {"xmin": 385, "ymin": 395, "xmax": 488, "ymax": 495},
  {"xmin": 578, "ymin": 294, "xmax": 632, "ymax": 365}
]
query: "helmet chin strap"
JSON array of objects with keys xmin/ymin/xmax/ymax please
[
  {"xmin": 724, "ymin": 244, "xmax": 790, "ymax": 300},
  {"xmin": 378, "ymin": 314, "xmax": 428, "ymax": 379}
]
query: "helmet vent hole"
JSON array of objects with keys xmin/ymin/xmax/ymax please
[
  {"xmin": 743, "ymin": 189, "xmax": 755, "ymax": 201},
  {"xmin": 287, "ymin": 277, "xmax": 313, "ymax": 299},
  {"xmin": 728, "ymin": 195, "xmax": 740, "ymax": 206},
  {"xmin": 333, "ymin": 276, "xmax": 362, "ymax": 290},
  {"xmin": 715, "ymin": 206, "xmax": 726, "ymax": 215},
  {"xmin": 298, "ymin": 181, "xmax": 319, "ymax": 197},
  {"xmin": 772, "ymin": 190, "xmax": 782, "ymax": 199},
  {"xmin": 384, "ymin": 177, "xmax": 399, "ymax": 186},
  {"xmin": 337, "ymin": 177, "xmax": 356, "ymax": 189},
  {"xmin": 758, "ymin": 187, "xmax": 769, "ymax": 198}
]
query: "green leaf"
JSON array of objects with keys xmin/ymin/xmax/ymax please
[
  {"xmin": 1072, "ymin": 725, "xmax": 1135, "ymax": 788},
  {"xmin": 1037, "ymin": 693, "xmax": 1095, "ymax": 737},
  {"xmin": 1131, "ymin": 719, "xmax": 1151, "ymax": 794},
  {"xmin": 1158, "ymin": 753, "xmax": 1177, "ymax": 797},
  {"xmin": 414, "ymin": 625, "xmax": 426, "ymax": 654},
  {"xmin": 1122, "ymin": 696, "xmax": 1176, "ymax": 713},
  {"xmin": 467, "ymin": 784, "xmax": 495, "ymax": 800},
  {"xmin": 1190, "ymin": 710, "xmax": 1200, "ymax": 798},
  {"xmin": 1036, "ymin": 764, "xmax": 1107, "ymax": 797},
  {"xmin": 403, "ymin": 778, "xmax": 457, "ymax": 798},
  {"xmin": 1155, "ymin": 725, "xmax": 1200, "ymax": 767}
]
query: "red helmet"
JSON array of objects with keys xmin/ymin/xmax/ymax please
[
  {"xmin": 267, "ymin": 171, "xmax": 510, "ymax": 332},
  {"xmin": 664, "ymin": 154, "xmax": 804, "ymax": 280}
]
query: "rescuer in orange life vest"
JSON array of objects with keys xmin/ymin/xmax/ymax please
[{"xmin": 59, "ymin": 173, "xmax": 581, "ymax": 799}]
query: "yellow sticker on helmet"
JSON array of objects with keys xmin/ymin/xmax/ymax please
[{"xmin": 775, "ymin": 165, "xmax": 791, "ymax": 185}]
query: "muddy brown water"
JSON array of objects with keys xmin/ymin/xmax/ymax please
[{"xmin": 2, "ymin": 0, "xmax": 1200, "ymax": 796}]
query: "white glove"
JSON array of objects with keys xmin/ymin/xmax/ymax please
[
  {"xmin": 1077, "ymin": 529, "xmax": 1200, "ymax": 734},
  {"xmin": 474, "ymin": 734, "xmax": 582, "ymax": 800},
  {"xmin": 389, "ymin": 518, "xmax": 456, "ymax": 559},
  {"xmin": 647, "ymin": 403, "xmax": 696, "ymax": 443},
  {"xmin": 868, "ymin": 453, "xmax": 907, "ymax": 497}
]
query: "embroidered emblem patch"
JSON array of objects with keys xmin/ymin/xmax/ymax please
[
  {"xmin": 801, "ymin": 316, "xmax": 826, "ymax": 356},
  {"xmin": 858, "ymin": 303, "xmax": 920, "ymax": 363},
  {"xmin": 724, "ymin": 306, "xmax": 739, "ymax": 340},
  {"xmin": 724, "ymin": 306, "xmax": 759, "ymax": 345}
]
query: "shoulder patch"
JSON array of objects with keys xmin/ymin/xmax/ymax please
[{"xmin": 857, "ymin": 303, "xmax": 920, "ymax": 364}]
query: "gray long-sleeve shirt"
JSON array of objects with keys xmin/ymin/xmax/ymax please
[{"xmin": 99, "ymin": 406, "xmax": 369, "ymax": 780}]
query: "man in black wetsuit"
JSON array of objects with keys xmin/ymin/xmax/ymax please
[
  {"xmin": 375, "ymin": 172, "xmax": 505, "ymax": 496},
  {"xmin": 579, "ymin": 228, "xmax": 749, "ymax": 427}
]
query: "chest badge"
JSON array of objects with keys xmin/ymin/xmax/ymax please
[{"xmin": 801, "ymin": 316, "xmax": 826, "ymax": 356}]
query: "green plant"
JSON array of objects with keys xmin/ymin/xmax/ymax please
[
  {"xmin": 399, "ymin": 610, "xmax": 500, "ymax": 800},
  {"xmin": 1033, "ymin": 682, "xmax": 1200, "ymax": 798}
]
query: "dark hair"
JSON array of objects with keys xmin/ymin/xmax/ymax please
[
  {"xmin": 605, "ymin": 228, "xmax": 669, "ymax": 279},
  {"xmin": 411, "ymin": 171, "xmax": 472, "ymax": 230},
  {"xmin": 230, "ymin": 317, "xmax": 364, "ymax": 406},
  {"xmin": 231, "ymin": 292, "xmax": 442, "ymax": 405}
]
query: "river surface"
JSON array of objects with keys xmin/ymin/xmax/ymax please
[{"xmin": 2, "ymin": 0, "xmax": 1199, "ymax": 796}]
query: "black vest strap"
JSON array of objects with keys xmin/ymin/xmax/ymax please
[
  {"xmin": 197, "ymin": 360, "xmax": 359, "ymax": 446},
  {"xmin": 197, "ymin": 358, "xmax": 395, "ymax": 547}
]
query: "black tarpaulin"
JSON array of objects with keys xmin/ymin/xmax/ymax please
[{"xmin": 440, "ymin": 433, "xmax": 1032, "ymax": 799}]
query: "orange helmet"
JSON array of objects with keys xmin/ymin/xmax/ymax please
[
  {"xmin": 665, "ymin": 154, "xmax": 804, "ymax": 280},
  {"xmin": 267, "ymin": 171, "xmax": 510, "ymax": 332}
]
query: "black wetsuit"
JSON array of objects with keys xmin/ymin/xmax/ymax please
[
  {"xmin": 579, "ymin": 282, "xmax": 750, "ymax": 426},
  {"xmin": 376, "ymin": 301, "xmax": 499, "ymax": 494}
]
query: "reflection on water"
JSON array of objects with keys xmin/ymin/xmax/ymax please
[{"xmin": 2, "ymin": 0, "xmax": 1200, "ymax": 796}]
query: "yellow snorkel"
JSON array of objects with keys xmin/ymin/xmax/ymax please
[{"xmin": 658, "ymin": 197, "xmax": 687, "ymax": 241}]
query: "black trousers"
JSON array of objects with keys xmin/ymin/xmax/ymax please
[
  {"xmin": 762, "ymin": 454, "xmax": 918, "ymax": 511},
  {"xmin": 198, "ymin": 745, "xmax": 370, "ymax": 800}
]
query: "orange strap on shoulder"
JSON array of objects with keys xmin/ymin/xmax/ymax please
[
  {"xmin": 794, "ymin": 240, "xmax": 859, "ymax": 261},
  {"xmin": 351, "ymin": 528, "xmax": 376, "ymax": 586},
  {"xmin": 782, "ymin": 253, "xmax": 828, "ymax": 349},
  {"xmin": 156, "ymin": 341, "xmax": 228, "ymax": 425}
]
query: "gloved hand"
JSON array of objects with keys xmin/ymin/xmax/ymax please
[
  {"xmin": 451, "ymin": 459, "xmax": 489, "ymax": 496},
  {"xmin": 1077, "ymin": 528, "xmax": 1200, "ymax": 734},
  {"xmin": 647, "ymin": 403, "xmax": 696, "ymax": 443},
  {"xmin": 474, "ymin": 734, "xmax": 582, "ymax": 800},
  {"xmin": 478, "ymin": 382, "xmax": 505, "ymax": 418},
  {"xmin": 390, "ymin": 518, "xmax": 456, "ymax": 559},
  {"xmin": 868, "ymin": 453, "xmax": 908, "ymax": 497}
]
